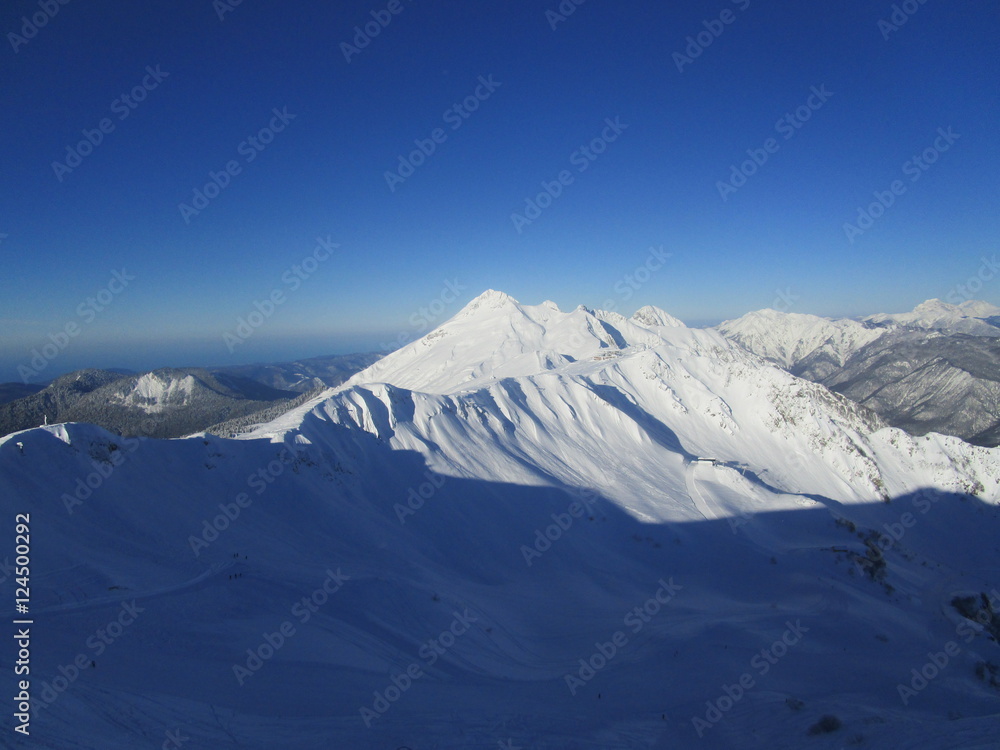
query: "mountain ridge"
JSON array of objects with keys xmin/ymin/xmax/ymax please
[
  {"xmin": 3, "ymin": 290, "xmax": 999, "ymax": 748},
  {"xmin": 717, "ymin": 299, "xmax": 1000, "ymax": 446}
]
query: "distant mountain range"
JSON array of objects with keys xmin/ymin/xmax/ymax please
[
  {"xmin": 865, "ymin": 298, "xmax": 1000, "ymax": 337},
  {"xmin": 717, "ymin": 299, "xmax": 1000, "ymax": 446},
  {"xmin": 209, "ymin": 351, "xmax": 384, "ymax": 393},
  {"xmin": 0, "ymin": 352, "xmax": 382, "ymax": 439},
  {"xmin": 5, "ymin": 300, "xmax": 998, "ymax": 448}
]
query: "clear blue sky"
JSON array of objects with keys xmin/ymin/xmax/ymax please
[{"xmin": 1, "ymin": 0, "xmax": 997, "ymax": 382}]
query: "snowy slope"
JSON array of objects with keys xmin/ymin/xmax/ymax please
[
  {"xmin": 717, "ymin": 309, "xmax": 885, "ymax": 378},
  {"xmin": 821, "ymin": 331, "xmax": 1000, "ymax": 447},
  {"xmin": 114, "ymin": 372, "xmax": 199, "ymax": 413},
  {"xmin": 865, "ymin": 299, "xmax": 1000, "ymax": 337},
  {"xmin": 343, "ymin": 290, "xmax": 669, "ymax": 394},
  {"xmin": 2, "ymin": 290, "xmax": 1000, "ymax": 749},
  {"xmin": 718, "ymin": 299, "xmax": 1000, "ymax": 377},
  {"xmin": 0, "ymin": 368, "xmax": 300, "ymax": 440},
  {"xmin": 959, "ymin": 299, "xmax": 1000, "ymax": 319},
  {"xmin": 717, "ymin": 303, "xmax": 1000, "ymax": 446}
]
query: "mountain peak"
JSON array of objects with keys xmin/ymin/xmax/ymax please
[
  {"xmin": 909, "ymin": 298, "xmax": 1000, "ymax": 320},
  {"xmin": 717, "ymin": 307, "xmax": 886, "ymax": 371},
  {"xmin": 631, "ymin": 305, "xmax": 684, "ymax": 328},
  {"xmin": 349, "ymin": 292, "xmax": 693, "ymax": 394},
  {"xmin": 912, "ymin": 298, "xmax": 956, "ymax": 315},
  {"xmin": 959, "ymin": 299, "xmax": 1000, "ymax": 317},
  {"xmin": 864, "ymin": 298, "xmax": 1000, "ymax": 337},
  {"xmin": 454, "ymin": 289, "xmax": 520, "ymax": 318}
]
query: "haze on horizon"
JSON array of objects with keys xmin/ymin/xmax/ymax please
[{"xmin": 2, "ymin": 0, "xmax": 997, "ymax": 382}]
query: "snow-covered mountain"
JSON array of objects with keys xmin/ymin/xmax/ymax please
[
  {"xmin": 0, "ymin": 355, "xmax": 383, "ymax": 442},
  {"xmin": 717, "ymin": 309, "xmax": 886, "ymax": 379},
  {"xmin": 0, "ymin": 368, "xmax": 300, "ymax": 439},
  {"xmin": 865, "ymin": 299, "xmax": 1000, "ymax": 337},
  {"xmin": 822, "ymin": 331, "xmax": 1000, "ymax": 447},
  {"xmin": 718, "ymin": 300, "xmax": 1000, "ymax": 375},
  {"xmin": 717, "ymin": 301, "xmax": 1000, "ymax": 446},
  {"xmin": 3, "ymin": 290, "xmax": 999, "ymax": 749}
]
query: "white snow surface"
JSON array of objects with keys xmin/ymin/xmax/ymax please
[
  {"xmin": 865, "ymin": 298, "xmax": 1000, "ymax": 337},
  {"xmin": 719, "ymin": 298, "xmax": 1000, "ymax": 373},
  {"xmin": 110, "ymin": 372, "xmax": 198, "ymax": 413},
  {"xmin": 717, "ymin": 309, "xmax": 886, "ymax": 369},
  {"xmin": 3, "ymin": 289, "xmax": 1000, "ymax": 749}
]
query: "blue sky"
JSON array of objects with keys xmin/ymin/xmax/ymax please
[{"xmin": 1, "ymin": 0, "xmax": 997, "ymax": 382}]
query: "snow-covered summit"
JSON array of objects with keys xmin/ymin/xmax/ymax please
[
  {"xmin": 320, "ymin": 291, "xmax": 978, "ymax": 511},
  {"xmin": 4, "ymin": 290, "xmax": 1000, "ymax": 749},
  {"xmin": 717, "ymin": 308, "xmax": 884, "ymax": 373},
  {"xmin": 718, "ymin": 297, "xmax": 1000, "ymax": 379},
  {"xmin": 346, "ymin": 291, "xmax": 682, "ymax": 394},
  {"xmin": 958, "ymin": 299, "xmax": 1000, "ymax": 318},
  {"xmin": 452, "ymin": 288, "xmax": 519, "ymax": 316},
  {"xmin": 865, "ymin": 298, "xmax": 1000, "ymax": 336},
  {"xmin": 631, "ymin": 304, "xmax": 685, "ymax": 329}
]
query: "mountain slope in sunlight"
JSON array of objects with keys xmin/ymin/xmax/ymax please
[{"xmin": 3, "ymin": 291, "xmax": 999, "ymax": 750}]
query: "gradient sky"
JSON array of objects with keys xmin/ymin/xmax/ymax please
[{"xmin": 2, "ymin": 0, "xmax": 998, "ymax": 382}]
